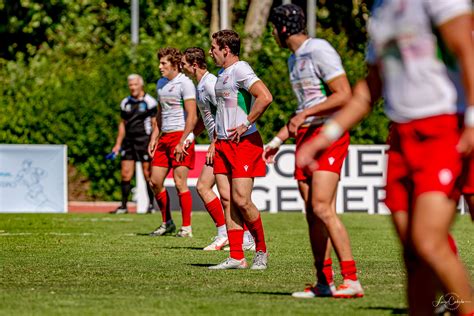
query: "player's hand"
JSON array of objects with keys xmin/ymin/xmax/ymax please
[
  {"xmin": 148, "ymin": 138, "xmax": 158, "ymax": 157},
  {"xmin": 457, "ymin": 127, "xmax": 474, "ymax": 156},
  {"xmin": 206, "ymin": 141, "xmax": 216, "ymax": 165},
  {"xmin": 112, "ymin": 144, "xmax": 120, "ymax": 154},
  {"xmin": 183, "ymin": 132, "xmax": 195, "ymax": 153},
  {"xmin": 227, "ymin": 124, "xmax": 248, "ymax": 143},
  {"xmin": 174, "ymin": 142, "xmax": 186, "ymax": 162},
  {"xmin": 288, "ymin": 112, "xmax": 306, "ymax": 135},
  {"xmin": 296, "ymin": 135, "xmax": 332, "ymax": 172},
  {"xmin": 263, "ymin": 146, "xmax": 279, "ymax": 164}
]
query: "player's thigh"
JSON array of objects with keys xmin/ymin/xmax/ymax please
[
  {"xmin": 231, "ymin": 177, "xmax": 254, "ymax": 206},
  {"xmin": 150, "ymin": 166, "xmax": 169, "ymax": 189},
  {"xmin": 311, "ymin": 170, "xmax": 339, "ymax": 207},
  {"xmin": 197, "ymin": 164, "xmax": 216, "ymax": 191},
  {"xmin": 121, "ymin": 160, "xmax": 135, "ymax": 181},
  {"xmin": 173, "ymin": 166, "xmax": 189, "ymax": 189}
]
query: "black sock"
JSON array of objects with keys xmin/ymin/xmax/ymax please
[
  {"xmin": 146, "ymin": 183, "xmax": 156, "ymax": 208},
  {"xmin": 121, "ymin": 181, "xmax": 131, "ymax": 208}
]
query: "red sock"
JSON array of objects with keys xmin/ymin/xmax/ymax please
[
  {"xmin": 246, "ymin": 214, "xmax": 267, "ymax": 253},
  {"xmin": 155, "ymin": 190, "xmax": 171, "ymax": 222},
  {"xmin": 205, "ymin": 197, "xmax": 225, "ymax": 227},
  {"xmin": 448, "ymin": 233, "xmax": 458, "ymax": 255},
  {"xmin": 228, "ymin": 229, "xmax": 244, "ymax": 260},
  {"xmin": 340, "ymin": 260, "xmax": 358, "ymax": 281},
  {"xmin": 315, "ymin": 258, "xmax": 333, "ymax": 285},
  {"xmin": 178, "ymin": 190, "xmax": 192, "ymax": 227}
]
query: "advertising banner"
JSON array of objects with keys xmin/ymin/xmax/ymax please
[{"xmin": 0, "ymin": 145, "xmax": 67, "ymax": 213}]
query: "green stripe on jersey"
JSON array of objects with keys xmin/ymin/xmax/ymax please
[
  {"xmin": 237, "ymin": 89, "xmax": 252, "ymax": 114},
  {"xmin": 180, "ymin": 99, "xmax": 184, "ymax": 108}
]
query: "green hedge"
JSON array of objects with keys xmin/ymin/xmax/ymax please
[{"xmin": 0, "ymin": 1, "xmax": 388, "ymax": 200}]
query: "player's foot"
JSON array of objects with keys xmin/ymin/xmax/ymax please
[
  {"xmin": 149, "ymin": 221, "xmax": 176, "ymax": 236},
  {"xmin": 208, "ymin": 257, "xmax": 248, "ymax": 270},
  {"xmin": 145, "ymin": 204, "xmax": 157, "ymax": 214},
  {"xmin": 176, "ymin": 226, "xmax": 193, "ymax": 238},
  {"xmin": 203, "ymin": 236, "xmax": 229, "ymax": 251},
  {"xmin": 250, "ymin": 251, "xmax": 268, "ymax": 270},
  {"xmin": 333, "ymin": 279, "xmax": 364, "ymax": 298},
  {"xmin": 291, "ymin": 282, "xmax": 336, "ymax": 298},
  {"xmin": 110, "ymin": 206, "xmax": 128, "ymax": 214}
]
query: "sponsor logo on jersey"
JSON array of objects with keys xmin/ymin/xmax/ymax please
[
  {"xmin": 244, "ymin": 165, "xmax": 249, "ymax": 172},
  {"xmin": 168, "ymin": 85, "xmax": 175, "ymax": 92},
  {"xmin": 299, "ymin": 60, "xmax": 306, "ymax": 71},
  {"xmin": 139, "ymin": 102, "xmax": 147, "ymax": 112},
  {"xmin": 328, "ymin": 157, "xmax": 335, "ymax": 165},
  {"xmin": 223, "ymin": 76, "xmax": 229, "ymax": 85},
  {"xmin": 438, "ymin": 168, "xmax": 453, "ymax": 186},
  {"xmin": 125, "ymin": 104, "xmax": 132, "ymax": 112}
]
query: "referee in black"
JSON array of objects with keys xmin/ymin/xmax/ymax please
[{"xmin": 111, "ymin": 74, "xmax": 158, "ymax": 214}]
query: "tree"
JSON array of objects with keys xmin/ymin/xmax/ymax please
[{"xmin": 242, "ymin": 0, "xmax": 273, "ymax": 56}]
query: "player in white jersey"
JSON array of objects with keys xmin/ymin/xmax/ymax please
[
  {"xmin": 297, "ymin": 1, "xmax": 474, "ymax": 314},
  {"xmin": 181, "ymin": 47, "xmax": 229, "ymax": 250},
  {"xmin": 148, "ymin": 47, "xmax": 198, "ymax": 238},
  {"xmin": 266, "ymin": 4, "xmax": 363, "ymax": 299},
  {"xmin": 207, "ymin": 30, "xmax": 273, "ymax": 270}
]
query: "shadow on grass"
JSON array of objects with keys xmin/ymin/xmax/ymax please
[
  {"xmin": 162, "ymin": 246, "xmax": 204, "ymax": 250},
  {"xmin": 235, "ymin": 290, "xmax": 294, "ymax": 296},
  {"xmin": 190, "ymin": 263, "xmax": 215, "ymax": 267},
  {"xmin": 359, "ymin": 306, "xmax": 408, "ymax": 315}
]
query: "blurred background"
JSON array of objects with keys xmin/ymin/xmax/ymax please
[{"xmin": 0, "ymin": 0, "xmax": 388, "ymax": 202}]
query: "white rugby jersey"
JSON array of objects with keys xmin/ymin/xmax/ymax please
[
  {"xmin": 214, "ymin": 61, "xmax": 260, "ymax": 140},
  {"xmin": 156, "ymin": 73, "xmax": 196, "ymax": 132},
  {"xmin": 367, "ymin": 0, "xmax": 471, "ymax": 123},
  {"xmin": 288, "ymin": 38, "xmax": 346, "ymax": 126},
  {"xmin": 197, "ymin": 72, "xmax": 218, "ymax": 141}
]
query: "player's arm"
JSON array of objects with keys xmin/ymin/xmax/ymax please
[
  {"xmin": 296, "ymin": 64, "xmax": 383, "ymax": 170},
  {"xmin": 229, "ymin": 80, "xmax": 273, "ymax": 142},
  {"xmin": 288, "ymin": 75, "xmax": 351, "ymax": 134},
  {"xmin": 112, "ymin": 119, "xmax": 126, "ymax": 154},
  {"xmin": 438, "ymin": 13, "xmax": 474, "ymax": 154},
  {"xmin": 175, "ymin": 98, "xmax": 198, "ymax": 161},
  {"xmin": 148, "ymin": 106, "xmax": 161, "ymax": 157}
]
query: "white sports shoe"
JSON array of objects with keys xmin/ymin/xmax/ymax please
[
  {"xmin": 292, "ymin": 283, "xmax": 336, "ymax": 298},
  {"xmin": 208, "ymin": 257, "xmax": 248, "ymax": 270},
  {"xmin": 176, "ymin": 226, "xmax": 193, "ymax": 238},
  {"xmin": 203, "ymin": 236, "xmax": 228, "ymax": 251},
  {"xmin": 250, "ymin": 251, "xmax": 268, "ymax": 270},
  {"xmin": 333, "ymin": 279, "xmax": 364, "ymax": 298}
]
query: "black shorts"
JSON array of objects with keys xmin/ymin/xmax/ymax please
[{"xmin": 120, "ymin": 135, "xmax": 151, "ymax": 162}]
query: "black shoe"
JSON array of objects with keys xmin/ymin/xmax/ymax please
[
  {"xmin": 110, "ymin": 206, "xmax": 128, "ymax": 214},
  {"xmin": 146, "ymin": 205, "xmax": 157, "ymax": 214}
]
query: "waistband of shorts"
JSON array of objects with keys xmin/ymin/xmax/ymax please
[
  {"xmin": 161, "ymin": 130, "xmax": 184, "ymax": 135},
  {"xmin": 216, "ymin": 130, "xmax": 258, "ymax": 141}
]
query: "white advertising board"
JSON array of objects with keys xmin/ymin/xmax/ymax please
[{"xmin": 0, "ymin": 144, "xmax": 68, "ymax": 213}]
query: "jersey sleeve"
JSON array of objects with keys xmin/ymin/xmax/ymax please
[
  {"xmin": 120, "ymin": 98, "xmax": 128, "ymax": 119},
  {"xmin": 426, "ymin": 0, "xmax": 471, "ymax": 26},
  {"xmin": 205, "ymin": 75, "xmax": 218, "ymax": 106},
  {"xmin": 234, "ymin": 62, "xmax": 260, "ymax": 91},
  {"xmin": 181, "ymin": 77, "xmax": 196, "ymax": 101},
  {"xmin": 145, "ymin": 94, "xmax": 158, "ymax": 116},
  {"xmin": 313, "ymin": 40, "xmax": 346, "ymax": 82},
  {"xmin": 365, "ymin": 40, "xmax": 377, "ymax": 66}
]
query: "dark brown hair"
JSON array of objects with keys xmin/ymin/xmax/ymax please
[
  {"xmin": 211, "ymin": 30, "xmax": 240, "ymax": 56},
  {"xmin": 157, "ymin": 47, "xmax": 182, "ymax": 69},
  {"xmin": 183, "ymin": 47, "xmax": 207, "ymax": 69}
]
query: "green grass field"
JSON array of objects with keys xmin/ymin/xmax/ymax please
[{"xmin": 0, "ymin": 212, "xmax": 472, "ymax": 316}]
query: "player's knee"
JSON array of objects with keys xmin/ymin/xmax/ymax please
[
  {"xmin": 233, "ymin": 194, "xmax": 252, "ymax": 210},
  {"xmin": 196, "ymin": 181, "xmax": 209, "ymax": 198},
  {"xmin": 410, "ymin": 232, "xmax": 442, "ymax": 262},
  {"xmin": 312, "ymin": 201, "xmax": 333, "ymax": 223}
]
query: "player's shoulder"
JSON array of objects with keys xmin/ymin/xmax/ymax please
[
  {"xmin": 308, "ymin": 38, "xmax": 336, "ymax": 53},
  {"xmin": 120, "ymin": 97, "xmax": 129, "ymax": 109},
  {"xmin": 235, "ymin": 60, "xmax": 253, "ymax": 70},
  {"xmin": 203, "ymin": 73, "xmax": 217, "ymax": 87},
  {"xmin": 143, "ymin": 94, "xmax": 158, "ymax": 106},
  {"xmin": 157, "ymin": 77, "xmax": 169, "ymax": 90}
]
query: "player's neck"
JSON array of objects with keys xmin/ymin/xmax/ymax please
[
  {"xmin": 222, "ymin": 55, "xmax": 239, "ymax": 69},
  {"xmin": 166, "ymin": 71, "xmax": 180, "ymax": 81},
  {"xmin": 287, "ymin": 34, "xmax": 310, "ymax": 53},
  {"xmin": 132, "ymin": 91, "xmax": 145, "ymax": 99},
  {"xmin": 196, "ymin": 68, "xmax": 208, "ymax": 83}
]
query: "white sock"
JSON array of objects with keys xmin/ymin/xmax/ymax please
[
  {"xmin": 243, "ymin": 230, "xmax": 254, "ymax": 244},
  {"xmin": 217, "ymin": 225, "xmax": 227, "ymax": 237},
  {"xmin": 182, "ymin": 225, "xmax": 192, "ymax": 231}
]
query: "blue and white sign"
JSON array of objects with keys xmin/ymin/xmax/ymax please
[{"xmin": 0, "ymin": 145, "xmax": 67, "ymax": 213}]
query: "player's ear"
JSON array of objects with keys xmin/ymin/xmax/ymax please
[{"xmin": 282, "ymin": 26, "xmax": 287, "ymax": 34}]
